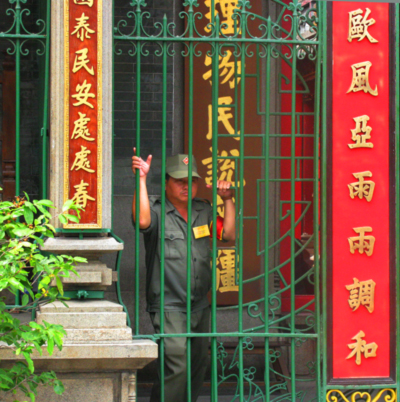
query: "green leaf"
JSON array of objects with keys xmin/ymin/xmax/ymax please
[
  {"xmin": 58, "ymin": 214, "xmax": 67, "ymax": 225},
  {"xmin": 73, "ymin": 256, "xmax": 87, "ymax": 263},
  {"xmin": 55, "ymin": 277, "xmax": 63, "ymax": 296},
  {"xmin": 22, "ymin": 293, "xmax": 29, "ymax": 306},
  {"xmin": 8, "ymin": 278, "xmax": 25, "ymax": 292},
  {"xmin": 65, "ymin": 214, "xmax": 79, "ymax": 223},
  {"xmin": 13, "ymin": 228, "xmax": 32, "ymax": 237},
  {"xmin": 24, "ymin": 206, "xmax": 34, "ymax": 225},
  {"xmin": 22, "ymin": 351, "xmax": 34, "ymax": 373},
  {"xmin": 62, "ymin": 199, "xmax": 74, "ymax": 212},
  {"xmin": 36, "ymin": 199, "xmax": 53, "ymax": 207},
  {"xmin": 47, "ymin": 337, "xmax": 54, "ymax": 355},
  {"xmin": 36, "ymin": 204, "xmax": 52, "ymax": 219},
  {"xmin": 53, "ymin": 380, "xmax": 64, "ymax": 395}
]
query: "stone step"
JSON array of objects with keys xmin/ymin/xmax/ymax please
[
  {"xmin": 37, "ymin": 311, "xmax": 127, "ymax": 328},
  {"xmin": 39, "ymin": 300, "xmax": 124, "ymax": 313},
  {"xmin": 65, "ymin": 328, "xmax": 133, "ymax": 342}
]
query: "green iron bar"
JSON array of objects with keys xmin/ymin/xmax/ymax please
[
  {"xmin": 133, "ymin": 331, "xmax": 319, "ymax": 339},
  {"xmin": 185, "ymin": 7, "xmax": 194, "ymax": 401},
  {"xmin": 159, "ymin": 15, "xmax": 167, "ymax": 402},
  {"xmin": 290, "ymin": 8, "xmax": 299, "ymax": 401},
  {"xmin": 63, "ymin": 290, "xmax": 105, "ymax": 299},
  {"xmin": 238, "ymin": 10, "xmax": 247, "ymax": 399},
  {"xmin": 134, "ymin": 10, "xmax": 142, "ymax": 337},
  {"xmin": 114, "ymin": 36, "xmax": 319, "ymax": 46},
  {"xmin": 264, "ymin": 16, "xmax": 272, "ymax": 402},
  {"xmin": 0, "ymin": 33, "xmax": 46, "ymax": 39},
  {"xmin": 320, "ymin": 0, "xmax": 328, "ymax": 397},
  {"xmin": 210, "ymin": 12, "xmax": 219, "ymax": 402}
]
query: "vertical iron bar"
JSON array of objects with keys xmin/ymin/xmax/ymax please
[
  {"xmin": 186, "ymin": 5, "xmax": 194, "ymax": 401},
  {"xmin": 134, "ymin": 4, "xmax": 141, "ymax": 336},
  {"xmin": 15, "ymin": 0, "xmax": 21, "ymax": 198},
  {"xmin": 320, "ymin": 1, "xmax": 328, "ymax": 398},
  {"xmin": 264, "ymin": 17, "xmax": 272, "ymax": 402},
  {"xmin": 160, "ymin": 15, "xmax": 167, "ymax": 402},
  {"xmin": 14, "ymin": 0, "xmax": 21, "ymax": 306},
  {"xmin": 238, "ymin": 6, "xmax": 246, "ymax": 401},
  {"xmin": 290, "ymin": 12, "xmax": 298, "ymax": 401},
  {"xmin": 211, "ymin": 13, "xmax": 219, "ymax": 402}
]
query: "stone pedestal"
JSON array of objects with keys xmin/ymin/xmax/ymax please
[
  {"xmin": 23, "ymin": 237, "xmax": 158, "ymax": 401},
  {"xmin": 0, "ymin": 339, "xmax": 157, "ymax": 402}
]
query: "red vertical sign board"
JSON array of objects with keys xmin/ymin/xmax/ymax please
[
  {"xmin": 329, "ymin": 2, "xmax": 393, "ymax": 381},
  {"xmin": 65, "ymin": 0, "xmax": 102, "ymax": 228}
]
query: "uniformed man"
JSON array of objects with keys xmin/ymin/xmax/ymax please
[{"xmin": 132, "ymin": 149, "xmax": 235, "ymax": 402}]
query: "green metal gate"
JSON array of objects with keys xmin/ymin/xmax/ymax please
[{"xmin": 115, "ymin": 0, "xmax": 325, "ymax": 400}]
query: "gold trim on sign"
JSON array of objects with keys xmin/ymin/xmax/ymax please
[
  {"xmin": 64, "ymin": 0, "xmax": 102, "ymax": 229},
  {"xmin": 326, "ymin": 389, "xmax": 397, "ymax": 402},
  {"xmin": 63, "ymin": 0, "xmax": 70, "ymax": 225}
]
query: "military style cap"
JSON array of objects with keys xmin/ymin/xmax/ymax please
[{"xmin": 166, "ymin": 154, "xmax": 201, "ymax": 179}]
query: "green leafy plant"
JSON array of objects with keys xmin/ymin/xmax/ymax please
[{"xmin": 0, "ymin": 193, "xmax": 85, "ymax": 402}]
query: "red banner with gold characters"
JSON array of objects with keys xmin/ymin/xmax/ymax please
[
  {"xmin": 64, "ymin": 0, "xmax": 102, "ymax": 228},
  {"xmin": 328, "ymin": 2, "xmax": 394, "ymax": 382}
]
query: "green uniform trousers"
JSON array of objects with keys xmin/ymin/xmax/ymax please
[{"xmin": 149, "ymin": 307, "xmax": 210, "ymax": 402}]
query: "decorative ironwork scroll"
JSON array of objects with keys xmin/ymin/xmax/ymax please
[{"xmin": 326, "ymin": 389, "xmax": 397, "ymax": 402}]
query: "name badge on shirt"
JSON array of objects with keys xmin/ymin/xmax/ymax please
[{"xmin": 193, "ymin": 225, "xmax": 210, "ymax": 239}]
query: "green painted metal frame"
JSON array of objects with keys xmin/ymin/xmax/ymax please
[{"xmin": 114, "ymin": 0, "xmax": 324, "ymax": 401}]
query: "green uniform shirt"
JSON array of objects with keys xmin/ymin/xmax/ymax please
[{"xmin": 140, "ymin": 196, "xmax": 214, "ymax": 312}]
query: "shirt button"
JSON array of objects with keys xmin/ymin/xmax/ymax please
[
  {"xmin": 170, "ymin": 234, "xmax": 174, "ymax": 239},
  {"xmin": 194, "ymin": 258, "xmax": 197, "ymax": 262}
]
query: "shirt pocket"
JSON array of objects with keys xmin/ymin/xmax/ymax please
[{"xmin": 161, "ymin": 230, "xmax": 185, "ymax": 259}]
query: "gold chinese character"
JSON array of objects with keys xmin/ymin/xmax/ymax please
[
  {"xmin": 345, "ymin": 278, "xmax": 376, "ymax": 313},
  {"xmin": 348, "ymin": 115, "xmax": 373, "ymax": 149},
  {"xmin": 216, "ymin": 249, "xmax": 238, "ymax": 292},
  {"xmin": 204, "ymin": 0, "xmax": 239, "ymax": 34},
  {"xmin": 72, "ymin": 180, "xmax": 95, "ymax": 209},
  {"xmin": 348, "ymin": 171, "xmax": 375, "ymax": 202},
  {"xmin": 347, "ymin": 61, "xmax": 378, "ymax": 96},
  {"xmin": 72, "ymin": 48, "xmax": 94, "ymax": 76},
  {"xmin": 346, "ymin": 330, "xmax": 378, "ymax": 365},
  {"xmin": 71, "ymin": 145, "xmax": 95, "ymax": 173},
  {"xmin": 71, "ymin": 12, "xmax": 95, "ymax": 41},
  {"xmin": 348, "ymin": 8, "xmax": 378, "ymax": 43},
  {"xmin": 72, "ymin": 80, "xmax": 95, "ymax": 108},
  {"xmin": 71, "ymin": 112, "xmax": 94, "ymax": 142},
  {"xmin": 348, "ymin": 227, "xmax": 375, "ymax": 256},
  {"xmin": 74, "ymin": 0, "xmax": 93, "ymax": 7},
  {"xmin": 207, "ymin": 96, "xmax": 239, "ymax": 140},
  {"xmin": 203, "ymin": 51, "xmax": 242, "ymax": 89}
]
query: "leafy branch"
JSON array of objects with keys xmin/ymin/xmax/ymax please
[{"xmin": 0, "ymin": 192, "xmax": 86, "ymax": 402}]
